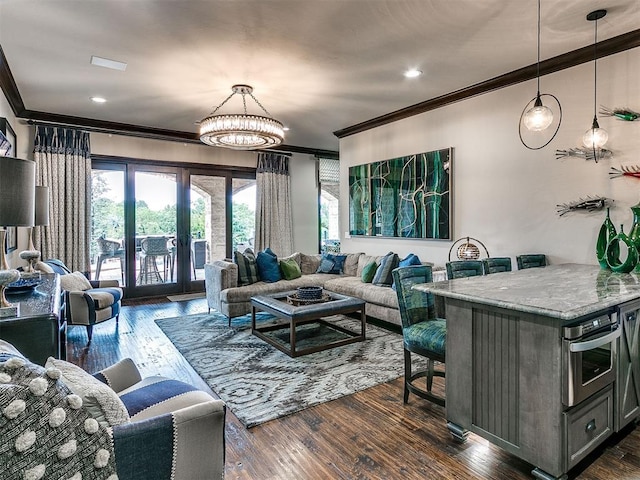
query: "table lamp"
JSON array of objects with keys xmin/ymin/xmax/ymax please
[
  {"xmin": 0, "ymin": 156, "xmax": 36, "ymax": 316},
  {"xmin": 20, "ymin": 185, "xmax": 49, "ymax": 276}
]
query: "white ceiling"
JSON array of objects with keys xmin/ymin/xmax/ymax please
[{"xmin": 1, "ymin": 0, "xmax": 638, "ymax": 152}]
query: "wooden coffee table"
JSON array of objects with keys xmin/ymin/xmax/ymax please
[{"xmin": 250, "ymin": 291, "xmax": 366, "ymax": 357}]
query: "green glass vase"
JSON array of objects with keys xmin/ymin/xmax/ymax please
[
  {"xmin": 606, "ymin": 224, "xmax": 638, "ymax": 274},
  {"xmin": 596, "ymin": 207, "xmax": 618, "ymax": 269},
  {"xmin": 628, "ymin": 201, "xmax": 640, "ymax": 271}
]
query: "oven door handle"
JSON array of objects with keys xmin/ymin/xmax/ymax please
[{"xmin": 569, "ymin": 327, "xmax": 621, "ymax": 353}]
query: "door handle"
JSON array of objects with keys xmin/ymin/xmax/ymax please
[{"xmin": 569, "ymin": 327, "xmax": 621, "ymax": 352}]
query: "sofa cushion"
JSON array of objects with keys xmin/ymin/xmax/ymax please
[
  {"xmin": 45, "ymin": 357, "xmax": 130, "ymax": 428},
  {"xmin": 234, "ymin": 249, "xmax": 259, "ymax": 286},
  {"xmin": 257, "ymin": 250, "xmax": 282, "ymax": 282},
  {"xmin": 60, "ymin": 271, "xmax": 93, "ymax": 292},
  {"xmin": 343, "ymin": 253, "xmax": 363, "ymax": 276},
  {"xmin": 372, "ymin": 252, "xmax": 399, "ymax": 286},
  {"xmin": 85, "ymin": 287, "xmax": 124, "ymax": 309},
  {"xmin": 324, "ymin": 276, "xmax": 399, "ymax": 309},
  {"xmin": 280, "ymin": 258, "xmax": 302, "ymax": 280},
  {"xmin": 361, "ymin": 260, "xmax": 378, "ymax": 283},
  {"xmin": 299, "ymin": 253, "xmax": 321, "ymax": 275},
  {"xmin": 220, "ymin": 273, "xmax": 341, "ymax": 304}
]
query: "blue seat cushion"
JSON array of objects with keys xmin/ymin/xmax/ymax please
[{"xmin": 403, "ymin": 319, "xmax": 446, "ymax": 356}]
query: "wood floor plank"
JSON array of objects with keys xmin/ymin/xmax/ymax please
[{"xmin": 64, "ymin": 297, "xmax": 640, "ymax": 479}]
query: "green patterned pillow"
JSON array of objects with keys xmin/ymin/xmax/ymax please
[
  {"xmin": 361, "ymin": 260, "xmax": 378, "ymax": 283},
  {"xmin": 234, "ymin": 249, "xmax": 259, "ymax": 286},
  {"xmin": 280, "ymin": 258, "xmax": 302, "ymax": 280}
]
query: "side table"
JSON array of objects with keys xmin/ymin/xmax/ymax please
[{"xmin": 0, "ymin": 273, "xmax": 64, "ymax": 365}]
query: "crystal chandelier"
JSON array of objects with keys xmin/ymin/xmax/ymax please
[{"xmin": 199, "ymin": 85, "xmax": 284, "ymax": 150}]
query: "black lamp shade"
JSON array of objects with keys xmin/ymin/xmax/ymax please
[
  {"xmin": 34, "ymin": 186, "xmax": 49, "ymax": 226},
  {"xmin": 0, "ymin": 157, "xmax": 36, "ymax": 226}
]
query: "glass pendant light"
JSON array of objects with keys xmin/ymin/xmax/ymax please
[
  {"xmin": 518, "ymin": 0, "xmax": 562, "ymax": 150},
  {"xmin": 583, "ymin": 10, "xmax": 608, "ymax": 150},
  {"xmin": 522, "ymin": 0, "xmax": 553, "ymax": 131}
]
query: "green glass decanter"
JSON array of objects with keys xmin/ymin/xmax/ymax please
[{"xmin": 596, "ymin": 207, "xmax": 618, "ymax": 269}]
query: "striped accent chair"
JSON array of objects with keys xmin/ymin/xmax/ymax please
[
  {"xmin": 482, "ymin": 257, "xmax": 513, "ymax": 274},
  {"xmin": 41, "ymin": 259, "xmax": 123, "ymax": 344},
  {"xmin": 92, "ymin": 359, "xmax": 226, "ymax": 480},
  {"xmin": 392, "ymin": 265, "xmax": 446, "ymax": 407}
]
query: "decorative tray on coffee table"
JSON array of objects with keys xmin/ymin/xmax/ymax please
[{"xmin": 286, "ymin": 286, "xmax": 331, "ymax": 306}]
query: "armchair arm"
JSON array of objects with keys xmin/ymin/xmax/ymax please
[
  {"xmin": 112, "ymin": 400, "xmax": 226, "ymax": 480},
  {"xmin": 205, "ymin": 261, "xmax": 238, "ymax": 313},
  {"xmin": 93, "ymin": 358, "xmax": 142, "ymax": 393},
  {"xmin": 90, "ymin": 279, "xmax": 120, "ymax": 288}
]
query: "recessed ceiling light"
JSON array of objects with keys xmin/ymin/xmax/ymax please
[
  {"xmin": 283, "ymin": 126, "xmax": 290, "ymax": 131},
  {"xmin": 90, "ymin": 55, "xmax": 127, "ymax": 71},
  {"xmin": 404, "ymin": 69, "xmax": 423, "ymax": 78},
  {"xmin": 91, "ymin": 96, "xmax": 107, "ymax": 103}
]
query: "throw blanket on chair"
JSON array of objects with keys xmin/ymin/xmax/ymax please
[{"xmin": 0, "ymin": 354, "xmax": 117, "ymax": 480}]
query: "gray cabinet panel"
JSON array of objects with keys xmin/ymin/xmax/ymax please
[{"xmin": 616, "ymin": 300, "xmax": 640, "ymax": 431}]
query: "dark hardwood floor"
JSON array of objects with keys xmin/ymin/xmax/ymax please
[{"xmin": 66, "ymin": 298, "xmax": 640, "ymax": 480}]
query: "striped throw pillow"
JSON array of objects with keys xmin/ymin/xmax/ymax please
[
  {"xmin": 372, "ymin": 252, "xmax": 399, "ymax": 286},
  {"xmin": 234, "ymin": 248, "xmax": 259, "ymax": 285}
]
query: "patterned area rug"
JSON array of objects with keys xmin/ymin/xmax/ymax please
[{"xmin": 155, "ymin": 311, "xmax": 408, "ymax": 428}]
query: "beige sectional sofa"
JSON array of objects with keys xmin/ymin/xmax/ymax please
[{"xmin": 204, "ymin": 252, "xmax": 403, "ymax": 327}]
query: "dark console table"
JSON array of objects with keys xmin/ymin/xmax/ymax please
[{"xmin": 0, "ymin": 273, "xmax": 64, "ymax": 365}]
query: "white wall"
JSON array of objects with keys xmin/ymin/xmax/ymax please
[{"xmin": 339, "ymin": 48, "xmax": 640, "ymax": 268}]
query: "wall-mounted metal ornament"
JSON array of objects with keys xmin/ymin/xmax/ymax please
[
  {"xmin": 609, "ymin": 165, "xmax": 640, "ymax": 180},
  {"xmin": 600, "ymin": 106, "xmax": 639, "ymax": 122},
  {"xmin": 556, "ymin": 196, "xmax": 611, "ymax": 216},
  {"xmin": 555, "ymin": 147, "xmax": 612, "ymax": 163}
]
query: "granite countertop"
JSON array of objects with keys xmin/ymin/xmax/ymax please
[{"xmin": 413, "ymin": 263, "xmax": 640, "ymax": 320}]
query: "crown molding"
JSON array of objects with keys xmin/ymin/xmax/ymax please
[{"xmin": 334, "ymin": 28, "xmax": 640, "ymax": 139}]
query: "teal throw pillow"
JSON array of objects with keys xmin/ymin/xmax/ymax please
[
  {"xmin": 280, "ymin": 258, "xmax": 302, "ymax": 280},
  {"xmin": 316, "ymin": 253, "xmax": 347, "ymax": 274},
  {"xmin": 399, "ymin": 253, "xmax": 422, "ymax": 267},
  {"xmin": 257, "ymin": 250, "xmax": 282, "ymax": 282},
  {"xmin": 361, "ymin": 260, "xmax": 378, "ymax": 283},
  {"xmin": 263, "ymin": 247, "xmax": 277, "ymax": 258},
  {"xmin": 234, "ymin": 249, "xmax": 259, "ymax": 286},
  {"xmin": 372, "ymin": 252, "xmax": 399, "ymax": 286}
]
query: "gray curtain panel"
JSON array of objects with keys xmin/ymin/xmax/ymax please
[
  {"xmin": 255, "ymin": 152, "xmax": 293, "ymax": 256},
  {"xmin": 33, "ymin": 126, "xmax": 91, "ymax": 274}
]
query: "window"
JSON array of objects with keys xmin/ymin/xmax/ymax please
[{"xmin": 318, "ymin": 157, "xmax": 340, "ymax": 253}]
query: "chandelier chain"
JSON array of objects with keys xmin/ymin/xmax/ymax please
[
  {"xmin": 209, "ymin": 92, "xmax": 235, "ymax": 116},
  {"xmin": 593, "ymin": 15, "xmax": 598, "ymax": 119},
  {"xmin": 248, "ymin": 91, "xmax": 273, "ymax": 117}
]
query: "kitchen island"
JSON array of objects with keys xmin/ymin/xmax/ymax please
[{"xmin": 414, "ymin": 264, "xmax": 640, "ymax": 480}]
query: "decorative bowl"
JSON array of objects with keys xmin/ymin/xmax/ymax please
[{"xmin": 296, "ymin": 286, "xmax": 323, "ymax": 300}]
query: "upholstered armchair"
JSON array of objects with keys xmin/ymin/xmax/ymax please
[
  {"xmin": 445, "ymin": 260, "xmax": 485, "ymax": 279},
  {"xmin": 38, "ymin": 259, "xmax": 123, "ymax": 344},
  {"xmin": 482, "ymin": 257, "xmax": 513, "ymax": 274},
  {"xmin": 516, "ymin": 254, "xmax": 547, "ymax": 269},
  {"xmin": 0, "ymin": 340, "xmax": 226, "ymax": 480},
  {"xmin": 392, "ymin": 265, "xmax": 446, "ymax": 406}
]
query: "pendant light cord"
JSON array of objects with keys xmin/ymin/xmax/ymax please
[
  {"xmin": 593, "ymin": 16, "xmax": 598, "ymax": 119},
  {"xmin": 536, "ymin": 0, "xmax": 541, "ymax": 94}
]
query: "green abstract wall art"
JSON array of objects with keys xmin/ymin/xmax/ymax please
[{"xmin": 349, "ymin": 148, "xmax": 452, "ymax": 239}]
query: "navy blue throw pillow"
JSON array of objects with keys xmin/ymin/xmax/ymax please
[
  {"xmin": 256, "ymin": 250, "xmax": 282, "ymax": 282},
  {"xmin": 315, "ymin": 253, "xmax": 347, "ymax": 274},
  {"xmin": 399, "ymin": 253, "xmax": 421, "ymax": 267}
]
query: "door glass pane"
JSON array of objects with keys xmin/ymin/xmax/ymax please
[
  {"xmin": 190, "ymin": 175, "xmax": 226, "ymax": 280},
  {"xmin": 91, "ymin": 169, "xmax": 125, "ymax": 286},
  {"xmin": 320, "ymin": 186, "xmax": 340, "ymax": 253},
  {"xmin": 232, "ymin": 179, "xmax": 256, "ymax": 253},
  {"xmin": 135, "ymin": 171, "xmax": 177, "ymax": 285}
]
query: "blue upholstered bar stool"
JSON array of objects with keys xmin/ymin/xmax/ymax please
[
  {"xmin": 445, "ymin": 260, "xmax": 484, "ymax": 279},
  {"xmin": 482, "ymin": 257, "xmax": 513, "ymax": 274},
  {"xmin": 516, "ymin": 254, "xmax": 547, "ymax": 270},
  {"xmin": 392, "ymin": 265, "xmax": 446, "ymax": 407}
]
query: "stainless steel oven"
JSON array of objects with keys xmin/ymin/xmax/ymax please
[{"xmin": 563, "ymin": 313, "xmax": 621, "ymax": 407}]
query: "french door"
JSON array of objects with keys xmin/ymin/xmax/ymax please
[{"xmin": 91, "ymin": 159, "xmax": 255, "ymax": 298}]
